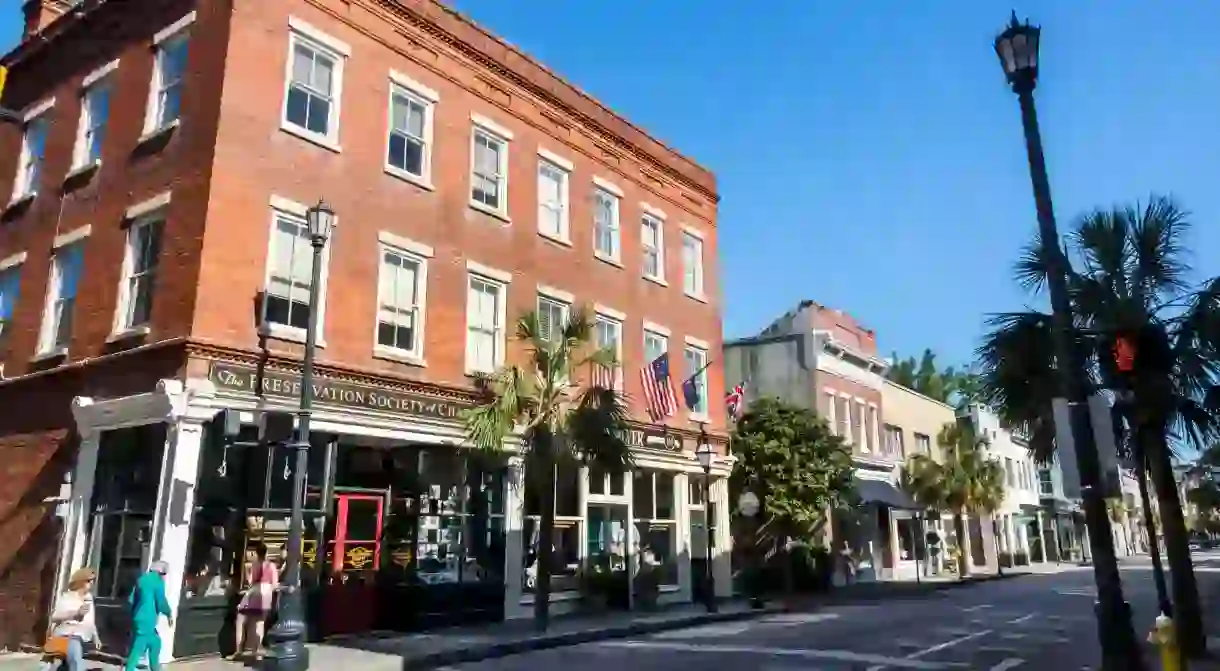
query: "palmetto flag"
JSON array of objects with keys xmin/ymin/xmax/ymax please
[{"xmin": 641, "ymin": 353, "xmax": 678, "ymax": 421}]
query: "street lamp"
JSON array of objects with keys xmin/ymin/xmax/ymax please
[
  {"xmin": 994, "ymin": 14, "xmax": 1144, "ymax": 669},
  {"xmin": 695, "ymin": 427, "xmax": 717, "ymax": 613},
  {"xmin": 264, "ymin": 199, "xmax": 334, "ymax": 671},
  {"xmin": 737, "ymin": 489, "xmax": 765, "ymax": 609}
]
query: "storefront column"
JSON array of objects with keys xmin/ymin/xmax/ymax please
[
  {"xmin": 712, "ymin": 476, "xmax": 732, "ymax": 598},
  {"xmin": 675, "ymin": 472, "xmax": 692, "ymax": 600},
  {"xmin": 1036, "ymin": 511, "xmax": 1046, "ymax": 562},
  {"xmin": 503, "ymin": 456, "xmax": 525, "ymax": 616},
  {"xmin": 56, "ymin": 417, "xmax": 100, "ymax": 595}
]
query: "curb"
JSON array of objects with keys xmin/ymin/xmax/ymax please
[{"xmin": 399, "ymin": 606, "xmax": 783, "ymax": 670}]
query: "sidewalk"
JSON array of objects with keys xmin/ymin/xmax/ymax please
[{"xmin": 0, "ymin": 564, "xmax": 1084, "ymax": 671}]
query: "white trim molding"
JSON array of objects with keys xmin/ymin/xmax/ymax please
[
  {"xmin": 681, "ymin": 224, "xmax": 706, "ymax": 241},
  {"xmin": 466, "ymin": 259, "xmax": 513, "ymax": 284},
  {"xmin": 640, "ymin": 202, "xmax": 667, "ymax": 220},
  {"xmin": 23, "ymin": 98, "xmax": 55, "ymax": 122},
  {"xmin": 378, "ymin": 231, "xmax": 434, "ymax": 258},
  {"xmin": 153, "ymin": 11, "xmax": 197, "ymax": 45},
  {"xmin": 125, "ymin": 190, "xmax": 172, "ymax": 220},
  {"xmin": 470, "ymin": 112, "xmax": 514, "ymax": 141},
  {"xmin": 537, "ymin": 283, "xmax": 574, "ymax": 304},
  {"xmin": 594, "ymin": 303, "xmax": 626, "ymax": 321},
  {"xmin": 388, "ymin": 69, "xmax": 439, "ymax": 102},
  {"xmin": 52, "ymin": 225, "xmax": 91, "ymax": 249},
  {"xmin": 287, "ymin": 16, "xmax": 352, "ymax": 56},
  {"xmin": 684, "ymin": 335, "xmax": 711, "ymax": 350},
  {"xmin": 537, "ymin": 148, "xmax": 574, "ymax": 172},
  {"xmin": 643, "ymin": 321, "xmax": 671, "ymax": 337},
  {"xmin": 82, "ymin": 59, "xmax": 120, "ymax": 89},
  {"xmin": 593, "ymin": 176, "xmax": 624, "ymax": 198},
  {"xmin": 269, "ymin": 194, "xmax": 310, "ymax": 217},
  {"xmin": 0, "ymin": 251, "xmax": 27, "ymax": 271}
]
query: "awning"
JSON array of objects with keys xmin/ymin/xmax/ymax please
[{"xmin": 855, "ymin": 478, "xmax": 921, "ymax": 510}]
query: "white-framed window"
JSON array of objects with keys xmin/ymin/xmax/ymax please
[
  {"xmin": 866, "ymin": 405, "xmax": 878, "ymax": 453},
  {"xmin": 376, "ymin": 245, "xmax": 427, "ymax": 359},
  {"xmin": 39, "ymin": 242, "xmax": 85, "ymax": 354},
  {"xmin": 470, "ymin": 123, "xmax": 509, "ymax": 216},
  {"xmin": 632, "ymin": 469, "xmax": 679, "ymax": 587},
  {"xmin": 75, "ymin": 78, "xmax": 112, "ymax": 169},
  {"xmin": 537, "ymin": 159, "xmax": 569, "ymax": 242},
  {"xmin": 593, "ymin": 188, "xmax": 620, "ymax": 262},
  {"xmin": 593, "ymin": 312, "xmax": 623, "ymax": 388},
  {"xmin": 681, "ymin": 230, "xmax": 704, "ymax": 298},
  {"xmin": 13, "ymin": 113, "xmax": 50, "ymax": 201},
  {"xmin": 537, "ymin": 294, "xmax": 570, "ymax": 344},
  {"xmin": 884, "ymin": 425, "xmax": 905, "ymax": 457},
  {"xmin": 466, "ymin": 272, "xmax": 507, "ymax": 374},
  {"xmin": 834, "ymin": 396, "xmax": 850, "ymax": 441},
  {"xmin": 282, "ymin": 25, "xmax": 346, "ymax": 147},
  {"xmin": 852, "ymin": 400, "xmax": 865, "ymax": 448},
  {"xmin": 386, "ymin": 79, "xmax": 435, "ymax": 183},
  {"xmin": 644, "ymin": 329, "xmax": 667, "ymax": 365},
  {"xmin": 146, "ymin": 31, "xmax": 190, "ymax": 134},
  {"xmin": 116, "ymin": 217, "xmax": 164, "ymax": 331},
  {"xmin": 683, "ymin": 345, "xmax": 709, "ymax": 416},
  {"xmin": 641, "ymin": 214, "xmax": 665, "ymax": 281},
  {"xmin": 261, "ymin": 203, "xmax": 328, "ymax": 341},
  {"xmin": 0, "ymin": 262, "xmax": 22, "ymax": 350},
  {"xmin": 915, "ymin": 432, "xmax": 931, "ymax": 454}
]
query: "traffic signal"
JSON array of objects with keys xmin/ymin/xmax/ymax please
[
  {"xmin": 1111, "ymin": 324, "xmax": 1172, "ymax": 387},
  {"xmin": 1113, "ymin": 336, "xmax": 1136, "ymax": 373}
]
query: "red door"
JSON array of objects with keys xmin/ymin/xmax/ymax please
[{"xmin": 321, "ymin": 494, "xmax": 384, "ymax": 637}]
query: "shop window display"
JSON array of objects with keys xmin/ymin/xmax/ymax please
[
  {"xmin": 522, "ymin": 460, "xmax": 581, "ymax": 593},
  {"xmin": 632, "ymin": 471, "xmax": 678, "ymax": 586}
]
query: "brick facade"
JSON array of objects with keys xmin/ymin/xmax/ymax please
[{"xmin": 0, "ymin": 0, "xmax": 722, "ymax": 647}]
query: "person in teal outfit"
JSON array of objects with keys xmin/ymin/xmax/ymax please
[{"xmin": 125, "ymin": 560, "xmax": 173, "ymax": 671}]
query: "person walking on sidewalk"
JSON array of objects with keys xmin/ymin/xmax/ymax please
[
  {"xmin": 125, "ymin": 560, "xmax": 173, "ymax": 671},
  {"xmin": 40, "ymin": 568, "xmax": 100, "ymax": 671},
  {"xmin": 229, "ymin": 543, "xmax": 279, "ymax": 662}
]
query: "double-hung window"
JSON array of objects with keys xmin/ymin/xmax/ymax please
[
  {"xmin": 262, "ymin": 206, "xmax": 324, "ymax": 339},
  {"xmin": 683, "ymin": 344, "xmax": 709, "ymax": 416},
  {"xmin": 146, "ymin": 17, "xmax": 192, "ymax": 135},
  {"xmin": 0, "ymin": 262, "xmax": 22, "ymax": 351},
  {"xmin": 117, "ymin": 217, "xmax": 164, "ymax": 331},
  {"xmin": 594, "ymin": 313, "xmax": 623, "ymax": 388},
  {"xmin": 631, "ymin": 470, "xmax": 679, "ymax": 586},
  {"xmin": 283, "ymin": 21, "xmax": 348, "ymax": 147},
  {"xmin": 537, "ymin": 159, "xmax": 569, "ymax": 242},
  {"xmin": 376, "ymin": 245, "xmax": 427, "ymax": 360},
  {"xmin": 644, "ymin": 329, "xmax": 667, "ymax": 366},
  {"xmin": 75, "ymin": 69, "xmax": 114, "ymax": 169},
  {"xmin": 386, "ymin": 77, "xmax": 436, "ymax": 183},
  {"xmin": 466, "ymin": 271, "xmax": 507, "ymax": 374},
  {"xmin": 593, "ymin": 188, "xmax": 620, "ymax": 262},
  {"xmin": 537, "ymin": 294, "xmax": 570, "ymax": 345},
  {"xmin": 641, "ymin": 215, "xmax": 665, "ymax": 281},
  {"xmin": 681, "ymin": 230, "xmax": 704, "ymax": 298},
  {"xmin": 470, "ymin": 117, "xmax": 512, "ymax": 217},
  {"xmin": 40, "ymin": 241, "xmax": 85, "ymax": 354},
  {"xmin": 13, "ymin": 111, "xmax": 49, "ymax": 201}
]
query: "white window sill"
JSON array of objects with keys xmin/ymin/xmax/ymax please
[
  {"xmin": 538, "ymin": 230, "xmax": 572, "ymax": 247},
  {"xmin": 684, "ymin": 290, "xmax": 709, "ymax": 304},
  {"xmin": 137, "ymin": 119, "xmax": 180, "ymax": 146},
  {"xmin": 280, "ymin": 122, "xmax": 341, "ymax": 154},
  {"xmin": 31, "ymin": 346, "xmax": 67, "ymax": 362},
  {"xmin": 689, "ymin": 412, "xmax": 710, "ymax": 424},
  {"xmin": 106, "ymin": 325, "xmax": 150, "ymax": 343},
  {"xmin": 468, "ymin": 200, "xmax": 511, "ymax": 225},
  {"xmin": 465, "ymin": 367, "xmax": 499, "ymax": 378},
  {"xmin": 6, "ymin": 191, "xmax": 36, "ymax": 211},
  {"xmin": 373, "ymin": 345, "xmax": 426, "ymax": 367},
  {"xmin": 260, "ymin": 323, "xmax": 327, "ymax": 348},
  {"xmin": 64, "ymin": 160, "xmax": 101, "ymax": 182},
  {"xmin": 594, "ymin": 252, "xmax": 623, "ymax": 269},
  {"xmin": 643, "ymin": 274, "xmax": 669, "ymax": 288},
  {"xmin": 385, "ymin": 165, "xmax": 434, "ymax": 191}
]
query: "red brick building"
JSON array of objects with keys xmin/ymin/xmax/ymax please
[{"xmin": 0, "ymin": 0, "xmax": 726, "ymax": 658}]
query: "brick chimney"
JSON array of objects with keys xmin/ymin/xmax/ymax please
[{"xmin": 22, "ymin": 0, "xmax": 75, "ymax": 41}]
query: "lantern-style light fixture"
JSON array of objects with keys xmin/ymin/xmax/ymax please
[
  {"xmin": 994, "ymin": 11, "xmax": 1041, "ymax": 92},
  {"xmin": 306, "ymin": 199, "xmax": 336, "ymax": 243},
  {"xmin": 695, "ymin": 439, "xmax": 715, "ymax": 470}
]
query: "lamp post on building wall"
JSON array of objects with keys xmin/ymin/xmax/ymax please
[
  {"xmin": 994, "ymin": 15, "xmax": 1143, "ymax": 669},
  {"xmin": 264, "ymin": 199, "xmax": 335, "ymax": 671},
  {"xmin": 695, "ymin": 426, "xmax": 717, "ymax": 613}
]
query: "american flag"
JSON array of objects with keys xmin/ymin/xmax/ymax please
[
  {"xmin": 591, "ymin": 362, "xmax": 616, "ymax": 390},
  {"xmin": 641, "ymin": 353, "xmax": 678, "ymax": 421},
  {"xmin": 726, "ymin": 383, "xmax": 746, "ymax": 420}
]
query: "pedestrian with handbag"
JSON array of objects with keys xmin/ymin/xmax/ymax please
[
  {"xmin": 228, "ymin": 542, "xmax": 279, "ymax": 662},
  {"xmin": 124, "ymin": 560, "xmax": 173, "ymax": 671},
  {"xmin": 41, "ymin": 568, "xmax": 100, "ymax": 671}
]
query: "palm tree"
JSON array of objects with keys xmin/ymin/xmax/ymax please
[
  {"xmin": 899, "ymin": 421, "xmax": 1005, "ymax": 578},
  {"xmin": 976, "ymin": 196, "xmax": 1220, "ymax": 654},
  {"xmin": 464, "ymin": 306, "xmax": 633, "ymax": 630}
]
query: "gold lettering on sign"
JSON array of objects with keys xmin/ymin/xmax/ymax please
[{"xmin": 345, "ymin": 546, "xmax": 374, "ymax": 570}]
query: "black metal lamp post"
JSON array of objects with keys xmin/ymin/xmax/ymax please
[
  {"xmin": 994, "ymin": 15, "xmax": 1144, "ymax": 670},
  {"xmin": 264, "ymin": 199, "xmax": 335, "ymax": 671},
  {"xmin": 695, "ymin": 428, "xmax": 717, "ymax": 613}
]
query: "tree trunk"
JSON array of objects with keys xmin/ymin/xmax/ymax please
[
  {"xmin": 532, "ymin": 432, "xmax": 556, "ymax": 631},
  {"xmin": 1147, "ymin": 430, "xmax": 1205, "ymax": 656},
  {"xmin": 953, "ymin": 513, "xmax": 970, "ymax": 578}
]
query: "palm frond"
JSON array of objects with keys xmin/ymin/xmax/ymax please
[
  {"xmin": 567, "ymin": 384, "xmax": 633, "ymax": 473},
  {"xmin": 1014, "ymin": 237, "xmax": 1053, "ymax": 294},
  {"xmin": 1130, "ymin": 195, "xmax": 1191, "ymax": 301},
  {"xmin": 464, "ymin": 365, "xmax": 537, "ymax": 451}
]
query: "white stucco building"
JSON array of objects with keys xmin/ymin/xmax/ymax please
[{"xmin": 962, "ymin": 405, "xmax": 1042, "ymax": 565}]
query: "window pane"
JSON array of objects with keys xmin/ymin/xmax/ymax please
[
  {"xmin": 312, "ymin": 53, "xmax": 334, "ymax": 94},
  {"xmin": 291, "ymin": 45, "xmax": 313, "ymax": 85},
  {"xmin": 523, "ymin": 518, "xmax": 580, "ymax": 593},
  {"xmin": 632, "ymin": 471, "xmax": 654, "ymax": 518},
  {"xmin": 556, "ymin": 461, "xmax": 580, "ymax": 517},
  {"xmin": 656, "ymin": 474, "xmax": 675, "ymax": 519},
  {"xmin": 285, "ymin": 87, "xmax": 309, "ymax": 129}
]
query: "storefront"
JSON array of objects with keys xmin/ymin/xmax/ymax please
[{"xmin": 53, "ymin": 359, "xmax": 733, "ymax": 663}]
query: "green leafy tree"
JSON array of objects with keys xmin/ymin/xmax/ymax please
[
  {"xmin": 887, "ymin": 349, "xmax": 984, "ymax": 413},
  {"xmin": 1187, "ymin": 481, "xmax": 1220, "ymax": 519},
  {"xmin": 900, "ymin": 421, "xmax": 1004, "ymax": 578},
  {"xmin": 729, "ymin": 397, "xmax": 856, "ymax": 582},
  {"xmin": 463, "ymin": 307, "xmax": 632, "ymax": 630},
  {"xmin": 976, "ymin": 196, "xmax": 1220, "ymax": 654}
]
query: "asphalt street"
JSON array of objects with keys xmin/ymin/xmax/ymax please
[{"xmin": 444, "ymin": 553, "xmax": 1220, "ymax": 671}]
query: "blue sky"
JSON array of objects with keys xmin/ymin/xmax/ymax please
[{"xmin": 4, "ymin": 2, "xmax": 1219, "ymax": 371}]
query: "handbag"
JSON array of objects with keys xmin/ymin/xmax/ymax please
[{"xmin": 43, "ymin": 634, "xmax": 70, "ymax": 658}]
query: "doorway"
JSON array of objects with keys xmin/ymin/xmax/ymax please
[
  {"xmin": 320, "ymin": 492, "xmax": 385, "ymax": 637},
  {"xmin": 587, "ymin": 503, "xmax": 631, "ymax": 609}
]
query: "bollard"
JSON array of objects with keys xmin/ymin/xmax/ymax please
[{"xmin": 1147, "ymin": 613, "xmax": 1182, "ymax": 671}]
